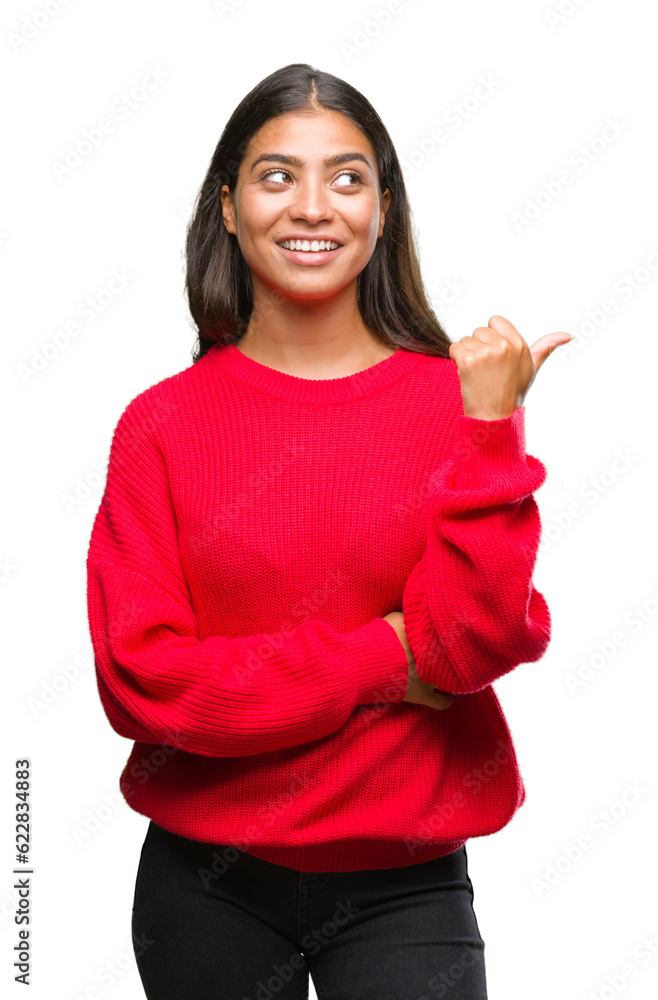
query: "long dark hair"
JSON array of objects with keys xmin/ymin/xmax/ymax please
[{"xmin": 185, "ymin": 63, "xmax": 453, "ymax": 363}]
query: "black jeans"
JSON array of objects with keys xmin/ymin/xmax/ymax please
[{"xmin": 131, "ymin": 820, "xmax": 488, "ymax": 1000}]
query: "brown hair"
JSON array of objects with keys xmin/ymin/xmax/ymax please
[{"xmin": 185, "ymin": 63, "xmax": 453, "ymax": 363}]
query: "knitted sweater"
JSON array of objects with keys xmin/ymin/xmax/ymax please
[{"xmin": 86, "ymin": 341, "xmax": 551, "ymax": 872}]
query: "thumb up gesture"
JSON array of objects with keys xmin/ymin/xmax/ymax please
[{"xmin": 449, "ymin": 315, "xmax": 573, "ymax": 420}]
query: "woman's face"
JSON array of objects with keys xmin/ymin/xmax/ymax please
[{"xmin": 220, "ymin": 109, "xmax": 391, "ymax": 301}]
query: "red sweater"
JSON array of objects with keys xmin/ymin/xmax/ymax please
[{"xmin": 86, "ymin": 342, "xmax": 551, "ymax": 872}]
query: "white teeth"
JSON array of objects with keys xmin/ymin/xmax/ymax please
[{"xmin": 278, "ymin": 239, "xmax": 340, "ymax": 252}]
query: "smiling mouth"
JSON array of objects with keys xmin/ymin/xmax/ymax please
[
  {"xmin": 275, "ymin": 242, "xmax": 344, "ymax": 264},
  {"xmin": 276, "ymin": 239, "xmax": 343, "ymax": 253},
  {"xmin": 279, "ymin": 246, "xmax": 341, "ymax": 253}
]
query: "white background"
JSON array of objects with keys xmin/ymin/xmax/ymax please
[{"xmin": 2, "ymin": 0, "xmax": 657, "ymax": 997}]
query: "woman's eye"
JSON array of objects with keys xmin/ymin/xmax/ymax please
[
  {"xmin": 261, "ymin": 169, "xmax": 289, "ymax": 183},
  {"xmin": 335, "ymin": 171, "xmax": 362, "ymax": 186},
  {"xmin": 259, "ymin": 169, "xmax": 363, "ymax": 186}
]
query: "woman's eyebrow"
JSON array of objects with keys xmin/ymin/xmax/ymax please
[{"xmin": 249, "ymin": 152, "xmax": 373, "ymax": 172}]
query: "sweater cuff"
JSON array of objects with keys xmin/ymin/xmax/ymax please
[
  {"xmin": 446, "ymin": 407, "xmax": 528, "ymax": 488},
  {"xmin": 347, "ymin": 618, "xmax": 409, "ymax": 707}
]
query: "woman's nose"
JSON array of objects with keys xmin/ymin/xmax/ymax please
[{"xmin": 288, "ymin": 180, "xmax": 332, "ymax": 221}]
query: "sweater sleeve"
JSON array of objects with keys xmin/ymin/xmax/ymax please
[
  {"xmin": 86, "ymin": 396, "xmax": 409, "ymax": 758},
  {"xmin": 401, "ymin": 406, "xmax": 551, "ymax": 694}
]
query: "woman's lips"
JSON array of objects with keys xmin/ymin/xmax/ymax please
[{"xmin": 275, "ymin": 243, "xmax": 344, "ymax": 265}]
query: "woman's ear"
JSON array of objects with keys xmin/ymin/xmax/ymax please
[
  {"xmin": 378, "ymin": 187, "xmax": 391, "ymax": 237},
  {"xmin": 220, "ymin": 184, "xmax": 235, "ymax": 235}
]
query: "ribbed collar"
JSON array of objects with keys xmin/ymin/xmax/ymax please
[{"xmin": 205, "ymin": 341, "xmax": 425, "ymax": 403}]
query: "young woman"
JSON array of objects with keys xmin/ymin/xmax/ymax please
[{"xmin": 86, "ymin": 62, "xmax": 571, "ymax": 999}]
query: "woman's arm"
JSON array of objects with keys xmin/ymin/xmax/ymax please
[
  {"xmin": 398, "ymin": 316, "xmax": 570, "ymax": 694},
  {"xmin": 401, "ymin": 406, "xmax": 551, "ymax": 694},
  {"xmin": 87, "ymin": 395, "xmax": 409, "ymax": 758}
]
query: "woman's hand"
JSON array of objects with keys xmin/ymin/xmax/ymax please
[
  {"xmin": 383, "ymin": 611, "xmax": 455, "ymax": 711},
  {"xmin": 449, "ymin": 315, "xmax": 573, "ymax": 420}
]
